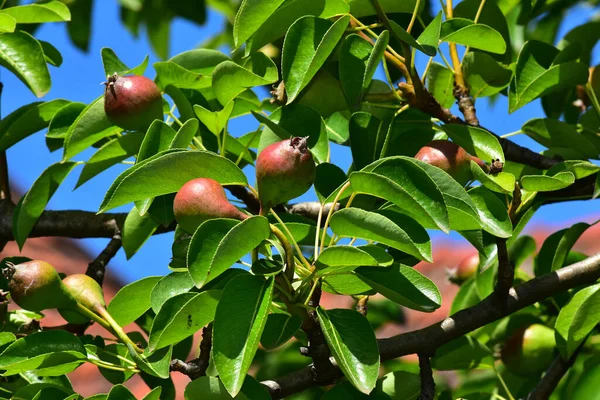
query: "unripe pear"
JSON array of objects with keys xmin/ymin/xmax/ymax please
[
  {"xmin": 447, "ymin": 253, "xmax": 479, "ymax": 285},
  {"xmin": 7, "ymin": 260, "xmax": 77, "ymax": 312},
  {"xmin": 103, "ymin": 72, "xmax": 163, "ymax": 131},
  {"xmin": 256, "ymin": 137, "xmax": 316, "ymax": 212},
  {"xmin": 173, "ymin": 178, "xmax": 248, "ymax": 233},
  {"xmin": 501, "ymin": 324, "xmax": 556, "ymax": 375},
  {"xmin": 58, "ymin": 274, "xmax": 106, "ymax": 324},
  {"xmin": 414, "ymin": 140, "xmax": 487, "ymax": 185}
]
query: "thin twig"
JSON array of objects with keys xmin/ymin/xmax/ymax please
[
  {"xmin": 418, "ymin": 353, "xmax": 436, "ymax": 400},
  {"xmin": 494, "ymin": 238, "xmax": 514, "ymax": 298},
  {"xmin": 86, "ymin": 234, "xmax": 122, "ymax": 286},
  {"xmin": 170, "ymin": 323, "xmax": 213, "ymax": 379},
  {"xmin": 356, "ymin": 296, "xmax": 369, "ymax": 316}
]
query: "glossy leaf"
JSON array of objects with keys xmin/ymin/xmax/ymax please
[
  {"xmin": 442, "ymin": 124, "xmax": 504, "ymax": 163},
  {"xmin": 521, "ymin": 171, "xmax": 575, "ymax": 192},
  {"xmin": 416, "ymin": 11, "xmax": 442, "ymax": 55},
  {"xmin": 129, "ymin": 345, "xmax": 172, "ymax": 379},
  {"xmin": 233, "ymin": 0, "xmax": 286, "ymax": 48},
  {"xmin": 317, "ymin": 307, "xmax": 379, "ymax": 393},
  {"xmin": 76, "ymin": 132, "xmax": 144, "ymax": 188},
  {"xmin": 323, "ymin": 274, "xmax": 375, "ymax": 296},
  {"xmin": 329, "ymin": 207, "xmax": 432, "ymax": 262},
  {"xmin": 316, "ymin": 246, "xmax": 379, "ymax": 275},
  {"xmin": 0, "ymin": 99, "xmax": 69, "ymax": 151},
  {"xmin": 463, "ymin": 52, "xmax": 512, "ymax": 98},
  {"xmin": 212, "ymin": 52, "xmax": 278, "ymax": 105},
  {"xmin": 471, "ymin": 161, "xmax": 515, "ymax": 194},
  {"xmin": 431, "ymin": 336, "xmax": 494, "ymax": 370},
  {"xmin": 441, "ymin": 19, "xmax": 506, "ymax": 54},
  {"xmin": 101, "ymin": 47, "xmax": 148, "ymax": 77},
  {"xmin": 46, "ymin": 102, "xmax": 86, "ymax": 140},
  {"xmin": 508, "ymin": 41, "xmax": 588, "ymax": 113},
  {"xmin": 0, "ymin": 31, "xmax": 51, "ymax": 97},
  {"xmin": 348, "ymin": 112, "xmax": 387, "ymax": 170},
  {"xmin": 0, "ymin": 331, "xmax": 86, "ymax": 375},
  {"xmin": 184, "ymin": 375, "xmax": 270, "ymax": 400},
  {"xmin": 99, "ymin": 150, "xmax": 247, "ymax": 212},
  {"xmin": 213, "ymin": 275, "xmax": 274, "ymax": 396},
  {"xmin": 188, "ymin": 216, "xmax": 270, "ymax": 288},
  {"xmin": 121, "ymin": 205, "xmax": 160, "ymax": 259},
  {"xmin": 389, "ymin": 20, "xmax": 435, "ymax": 56},
  {"xmin": 63, "ymin": 96, "xmax": 122, "ymax": 160},
  {"xmin": 0, "ymin": 1, "xmax": 70, "ymax": 23},
  {"xmin": 349, "ymin": 0, "xmax": 424, "ymax": 17},
  {"xmin": 375, "ymin": 371, "xmax": 421, "ymax": 399},
  {"xmin": 427, "ymin": 63, "xmax": 455, "ymax": 108},
  {"xmin": 521, "ymin": 118, "xmax": 598, "ymax": 159},
  {"xmin": 148, "ymin": 291, "xmax": 221, "ymax": 352},
  {"xmin": 12, "ymin": 162, "xmax": 77, "ymax": 249},
  {"xmin": 0, "ymin": 14, "xmax": 15, "ymax": 32},
  {"xmin": 468, "ymin": 186, "xmax": 513, "ymax": 238},
  {"xmin": 555, "ymin": 283, "xmax": 600, "ymax": 360},
  {"xmin": 260, "ymin": 313, "xmax": 302, "ymax": 351},
  {"xmin": 282, "ymin": 15, "xmax": 350, "ymax": 103},
  {"xmin": 355, "ymin": 264, "xmax": 442, "ymax": 312},
  {"xmin": 194, "ymin": 101, "xmax": 234, "ymax": 135},
  {"xmin": 137, "ymin": 121, "xmax": 177, "ymax": 162},
  {"xmin": 107, "ymin": 276, "xmax": 162, "ymax": 326},
  {"xmin": 535, "ymin": 222, "xmax": 593, "ymax": 276}
]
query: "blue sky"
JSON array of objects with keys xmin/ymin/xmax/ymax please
[{"xmin": 3, "ymin": 1, "xmax": 599, "ymax": 283}]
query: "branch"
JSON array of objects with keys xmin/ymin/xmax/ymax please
[
  {"xmin": 260, "ymin": 253, "xmax": 600, "ymax": 397},
  {"xmin": 494, "ymin": 238, "xmax": 513, "ymax": 298},
  {"xmin": 170, "ymin": 323, "xmax": 212, "ymax": 379},
  {"xmin": 225, "ymin": 185, "xmax": 260, "ymax": 214},
  {"xmin": 526, "ymin": 345, "xmax": 584, "ymax": 400},
  {"xmin": 418, "ymin": 353, "xmax": 436, "ymax": 400},
  {"xmin": 86, "ymin": 234, "xmax": 122, "ymax": 286},
  {"xmin": 286, "ymin": 202, "xmax": 338, "ymax": 224}
]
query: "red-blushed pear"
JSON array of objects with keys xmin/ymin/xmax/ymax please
[
  {"xmin": 501, "ymin": 324, "xmax": 557, "ymax": 375},
  {"xmin": 447, "ymin": 253, "xmax": 479, "ymax": 285},
  {"xmin": 173, "ymin": 178, "xmax": 248, "ymax": 234},
  {"xmin": 414, "ymin": 140, "xmax": 488, "ymax": 185},
  {"xmin": 103, "ymin": 72, "xmax": 163, "ymax": 131},
  {"xmin": 58, "ymin": 274, "xmax": 106, "ymax": 324},
  {"xmin": 6, "ymin": 260, "xmax": 77, "ymax": 312},
  {"xmin": 256, "ymin": 137, "xmax": 316, "ymax": 213}
]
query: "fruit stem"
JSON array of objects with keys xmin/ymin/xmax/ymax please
[
  {"xmin": 94, "ymin": 306, "xmax": 144, "ymax": 354},
  {"xmin": 88, "ymin": 358, "xmax": 140, "ymax": 373},
  {"xmin": 314, "ymin": 203, "xmax": 325, "ymax": 260},
  {"xmin": 494, "ymin": 365, "xmax": 515, "ymax": 400},
  {"xmin": 269, "ymin": 210, "xmax": 312, "ymax": 271},
  {"xmin": 270, "ymin": 223, "xmax": 296, "ymax": 283},
  {"xmin": 319, "ymin": 182, "xmax": 351, "ymax": 255},
  {"xmin": 73, "ymin": 303, "xmax": 113, "ymax": 332}
]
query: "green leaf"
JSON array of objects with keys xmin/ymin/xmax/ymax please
[
  {"xmin": 389, "ymin": 20, "xmax": 435, "ymax": 56},
  {"xmin": 63, "ymin": 96, "xmax": 122, "ymax": 160},
  {"xmin": 463, "ymin": 52, "xmax": 512, "ymax": 98},
  {"xmin": 137, "ymin": 121, "xmax": 177, "ymax": 162},
  {"xmin": 323, "ymin": 274, "xmax": 375, "ymax": 296},
  {"xmin": 427, "ymin": 63, "xmax": 455, "ymax": 108},
  {"xmin": 508, "ymin": 41, "xmax": 589, "ymax": 113},
  {"xmin": 521, "ymin": 118, "xmax": 598, "ymax": 159},
  {"xmin": 101, "ymin": 47, "xmax": 148, "ymax": 77},
  {"xmin": 212, "ymin": 52, "xmax": 278, "ymax": 105},
  {"xmin": 416, "ymin": 11, "xmax": 442, "ymax": 55},
  {"xmin": 317, "ymin": 307, "xmax": 379, "ymax": 394},
  {"xmin": 121, "ymin": 205, "xmax": 160, "ymax": 259},
  {"xmin": 468, "ymin": 186, "xmax": 512, "ymax": 238},
  {"xmin": 349, "ymin": 0, "xmax": 424, "ymax": 17},
  {"xmin": 555, "ymin": 283, "xmax": 600, "ymax": 360},
  {"xmin": 46, "ymin": 102, "xmax": 86, "ymax": 140},
  {"xmin": 282, "ymin": 15, "xmax": 350, "ymax": 103},
  {"xmin": 0, "ymin": 331, "xmax": 86, "ymax": 376},
  {"xmin": 355, "ymin": 264, "xmax": 442, "ymax": 312},
  {"xmin": 442, "ymin": 124, "xmax": 504, "ymax": 163},
  {"xmin": 348, "ymin": 112, "xmax": 387, "ymax": 170},
  {"xmin": 12, "ymin": 162, "xmax": 77, "ymax": 249},
  {"xmin": 315, "ymin": 163, "xmax": 347, "ymax": 202},
  {"xmin": 431, "ymin": 336, "xmax": 494, "ymax": 370},
  {"xmin": 260, "ymin": 313, "xmax": 302, "ymax": 351},
  {"xmin": 150, "ymin": 272, "xmax": 195, "ymax": 313},
  {"xmin": 105, "ymin": 385, "xmax": 135, "ymax": 400},
  {"xmin": 0, "ymin": 31, "xmax": 52, "ymax": 97},
  {"xmin": 39, "ymin": 40, "xmax": 63, "ymax": 67},
  {"xmin": 0, "ymin": 1, "xmax": 70, "ymax": 23},
  {"xmin": 0, "ymin": 14, "xmax": 15, "ymax": 33},
  {"xmin": 441, "ymin": 18, "xmax": 506, "ymax": 54},
  {"xmin": 170, "ymin": 119, "xmax": 199, "ymax": 149},
  {"xmin": 67, "ymin": 0, "xmax": 92, "ymax": 51},
  {"xmin": 142, "ymin": 387, "xmax": 162, "ymax": 400},
  {"xmin": 76, "ymin": 132, "xmax": 144, "ymax": 188},
  {"xmin": 148, "ymin": 291, "xmax": 221, "ymax": 352},
  {"xmin": 450, "ymin": 279, "xmax": 481, "ymax": 314},
  {"xmin": 340, "ymin": 31, "xmax": 390, "ymax": 108},
  {"xmin": 471, "ymin": 161, "xmax": 515, "ymax": 194},
  {"xmin": 107, "ymin": 276, "xmax": 162, "ymax": 326},
  {"xmin": 193, "ymin": 101, "xmax": 235, "ymax": 135},
  {"xmin": 547, "ymin": 161, "xmax": 600, "ymax": 180},
  {"xmin": 213, "ymin": 275, "xmax": 274, "ymax": 396},
  {"xmin": 188, "ymin": 216, "xmax": 271, "ymax": 288},
  {"xmin": 521, "ymin": 171, "xmax": 575, "ymax": 192},
  {"xmin": 233, "ymin": 0, "xmax": 285, "ymax": 48},
  {"xmin": 184, "ymin": 376, "xmax": 270, "ymax": 400},
  {"xmin": 316, "ymin": 246, "xmax": 379, "ymax": 275},
  {"xmin": 329, "ymin": 207, "xmax": 432, "ymax": 262},
  {"xmin": 535, "ymin": 222, "xmax": 594, "ymax": 276},
  {"xmin": 99, "ymin": 150, "xmax": 247, "ymax": 212},
  {"xmin": 153, "ymin": 61, "xmax": 209, "ymax": 91},
  {"xmin": 375, "ymin": 371, "xmax": 421, "ymax": 399},
  {"xmin": 129, "ymin": 345, "xmax": 172, "ymax": 379},
  {"xmin": 0, "ymin": 99, "xmax": 68, "ymax": 151}
]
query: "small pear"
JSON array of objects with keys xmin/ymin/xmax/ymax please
[
  {"xmin": 447, "ymin": 253, "xmax": 479, "ymax": 285},
  {"xmin": 501, "ymin": 324, "xmax": 557, "ymax": 375},
  {"xmin": 414, "ymin": 140, "xmax": 487, "ymax": 185},
  {"xmin": 256, "ymin": 137, "xmax": 316, "ymax": 213},
  {"xmin": 7, "ymin": 260, "xmax": 77, "ymax": 312},
  {"xmin": 173, "ymin": 178, "xmax": 248, "ymax": 234},
  {"xmin": 58, "ymin": 274, "xmax": 106, "ymax": 324}
]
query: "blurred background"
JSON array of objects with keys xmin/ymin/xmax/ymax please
[{"xmin": 1, "ymin": 0, "xmax": 599, "ymax": 397}]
